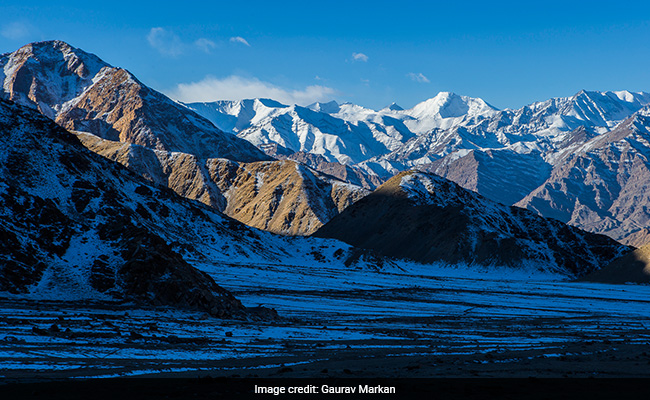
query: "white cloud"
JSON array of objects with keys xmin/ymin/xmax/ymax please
[
  {"xmin": 168, "ymin": 75, "xmax": 337, "ymax": 106},
  {"xmin": 229, "ymin": 36, "xmax": 250, "ymax": 47},
  {"xmin": 407, "ymin": 72, "xmax": 430, "ymax": 83},
  {"xmin": 1, "ymin": 21, "xmax": 33, "ymax": 40},
  {"xmin": 195, "ymin": 38, "xmax": 217, "ymax": 53},
  {"xmin": 147, "ymin": 27, "xmax": 184, "ymax": 56},
  {"xmin": 352, "ymin": 52, "xmax": 369, "ymax": 62}
]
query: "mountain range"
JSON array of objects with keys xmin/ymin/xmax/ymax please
[
  {"xmin": 184, "ymin": 88, "xmax": 650, "ymax": 246},
  {"xmin": 0, "ymin": 41, "xmax": 368, "ymax": 236},
  {"xmin": 1, "ymin": 39, "xmax": 649, "ymax": 300}
]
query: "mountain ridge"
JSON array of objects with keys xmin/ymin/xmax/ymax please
[{"xmin": 314, "ymin": 170, "xmax": 630, "ymax": 276}]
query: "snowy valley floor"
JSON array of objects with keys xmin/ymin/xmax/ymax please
[{"xmin": 2, "ymin": 260, "xmax": 650, "ymax": 380}]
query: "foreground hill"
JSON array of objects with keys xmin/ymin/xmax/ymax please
[
  {"xmin": 0, "ymin": 99, "xmax": 252, "ymax": 317},
  {"xmin": 314, "ymin": 170, "xmax": 630, "ymax": 277}
]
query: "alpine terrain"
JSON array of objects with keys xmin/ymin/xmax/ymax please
[
  {"xmin": 0, "ymin": 41, "xmax": 368, "ymax": 235},
  {"xmin": 0, "ymin": 98, "xmax": 383, "ymax": 315},
  {"xmin": 187, "ymin": 90, "xmax": 650, "ymax": 245},
  {"xmin": 2, "ymin": 39, "xmax": 650, "ymax": 383}
]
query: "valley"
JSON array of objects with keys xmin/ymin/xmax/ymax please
[
  {"xmin": 2, "ymin": 260, "xmax": 650, "ymax": 379},
  {"xmin": 2, "ymin": 39, "xmax": 650, "ymax": 390}
]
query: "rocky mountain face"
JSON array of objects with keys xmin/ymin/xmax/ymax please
[
  {"xmin": 0, "ymin": 98, "xmax": 383, "ymax": 312},
  {"xmin": 0, "ymin": 40, "xmax": 269, "ymax": 162},
  {"xmin": 314, "ymin": 171, "xmax": 630, "ymax": 277},
  {"xmin": 0, "ymin": 99, "xmax": 246, "ymax": 317},
  {"xmin": 0, "ymin": 41, "xmax": 371, "ymax": 235},
  {"xmin": 515, "ymin": 111, "xmax": 650, "ymax": 247},
  {"xmin": 73, "ymin": 132, "xmax": 368, "ymax": 235}
]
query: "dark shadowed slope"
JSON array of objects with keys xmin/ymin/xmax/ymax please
[
  {"xmin": 314, "ymin": 170, "xmax": 630, "ymax": 277},
  {"xmin": 0, "ymin": 98, "xmax": 253, "ymax": 317},
  {"xmin": 582, "ymin": 244, "xmax": 650, "ymax": 284}
]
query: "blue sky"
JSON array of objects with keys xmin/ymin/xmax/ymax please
[{"xmin": 2, "ymin": 1, "xmax": 650, "ymax": 110}]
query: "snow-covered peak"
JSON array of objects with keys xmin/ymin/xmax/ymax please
[
  {"xmin": 184, "ymin": 98, "xmax": 289, "ymax": 132},
  {"xmin": 307, "ymin": 100, "xmax": 340, "ymax": 114},
  {"xmin": 406, "ymin": 92, "xmax": 498, "ymax": 120},
  {"xmin": 382, "ymin": 102, "xmax": 404, "ymax": 111},
  {"xmin": 1, "ymin": 40, "xmax": 109, "ymax": 116}
]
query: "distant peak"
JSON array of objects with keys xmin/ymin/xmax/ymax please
[
  {"xmin": 255, "ymin": 98, "xmax": 288, "ymax": 108},
  {"xmin": 307, "ymin": 100, "xmax": 340, "ymax": 114},
  {"xmin": 382, "ymin": 102, "xmax": 403, "ymax": 111}
]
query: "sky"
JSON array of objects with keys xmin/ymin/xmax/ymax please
[{"xmin": 1, "ymin": 1, "xmax": 650, "ymax": 110}]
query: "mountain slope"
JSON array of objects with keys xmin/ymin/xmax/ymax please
[
  {"xmin": 73, "ymin": 132, "xmax": 368, "ymax": 235},
  {"xmin": 1, "ymin": 99, "xmax": 396, "ymax": 316},
  {"xmin": 0, "ymin": 99, "xmax": 248, "ymax": 317},
  {"xmin": 314, "ymin": 170, "xmax": 630, "ymax": 276},
  {"xmin": 0, "ymin": 40, "xmax": 269, "ymax": 162},
  {"xmin": 516, "ymin": 110, "xmax": 650, "ymax": 246},
  {"xmin": 581, "ymin": 243, "xmax": 650, "ymax": 284}
]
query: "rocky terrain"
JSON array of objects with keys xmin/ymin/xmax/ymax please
[
  {"xmin": 0, "ymin": 98, "xmax": 382, "ymax": 317},
  {"xmin": 74, "ymin": 132, "xmax": 368, "ymax": 235},
  {"xmin": 0, "ymin": 98, "xmax": 252, "ymax": 317},
  {"xmin": 0, "ymin": 40, "xmax": 268, "ymax": 162},
  {"xmin": 315, "ymin": 170, "xmax": 630, "ymax": 276}
]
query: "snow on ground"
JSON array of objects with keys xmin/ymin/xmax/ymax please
[{"xmin": 2, "ymin": 258, "xmax": 649, "ymax": 378}]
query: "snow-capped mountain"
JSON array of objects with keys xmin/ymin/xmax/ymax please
[
  {"xmin": 184, "ymin": 92, "xmax": 498, "ymax": 165},
  {"xmin": 185, "ymin": 98, "xmax": 416, "ymax": 165},
  {"xmin": 353, "ymin": 90, "xmax": 650, "ymax": 245},
  {"xmin": 187, "ymin": 87, "xmax": 650, "ymax": 245},
  {"xmin": 0, "ymin": 40, "xmax": 269, "ymax": 162},
  {"xmin": 0, "ymin": 41, "xmax": 372, "ymax": 236},
  {"xmin": 315, "ymin": 170, "xmax": 630, "ymax": 276},
  {"xmin": 360, "ymin": 90, "xmax": 650, "ymax": 178},
  {"xmin": 6, "ymin": 41, "xmax": 650, "ymax": 246}
]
